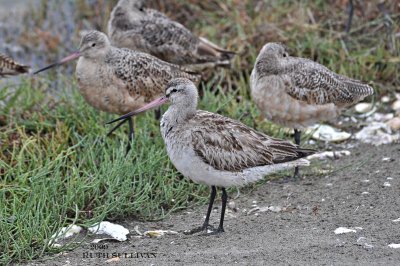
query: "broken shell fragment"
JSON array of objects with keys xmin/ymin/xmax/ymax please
[{"xmin": 308, "ymin": 124, "xmax": 351, "ymax": 142}]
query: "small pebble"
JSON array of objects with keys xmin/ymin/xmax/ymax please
[
  {"xmin": 391, "ymin": 100, "xmax": 400, "ymax": 112},
  {"xmin": 381, "ymin": 95, "xmax": 390, "ymax": 103},
  {"xmin": 387, "ymin": 117, "xmax": 400, "ymax": 131},
  {"xmin": 354, "ymin": 103, "xmax": 372, "ymax": 113}
]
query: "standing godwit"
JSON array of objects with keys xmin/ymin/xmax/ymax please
[
  {"xmin": 250, "ymin": 42, "xmax": 374, "ymax": 177},
  {"xmin": 108, "ymin": 78, "xmax": 315, "ymax": 234},
  {"xmin": 34, "ymin": 31, "xmax": 200, "ymax": 152},
  {"xmin": 0, "ymin": 53, "xmax": 30, "ymax": 77},
  {"xmin": 108, "ymin": 0, "xmax": 235, "ymax": 69}
]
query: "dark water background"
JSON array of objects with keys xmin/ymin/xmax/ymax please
[
  {"xmin": 0, "ymin": 0, "xmax": 120, "ymax": 93},
  {"xmin": 1, "ymin": 0, "xmax": 116, "ymax": 76}
]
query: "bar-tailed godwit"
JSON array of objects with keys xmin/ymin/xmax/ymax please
[
  {"xmin": 108, "ymin": 0, "xmax": 235, "ymax": 70},
  {"xmin": 108, "ymin": 78, "xmax": 315, "ymax": 234},
  {"xmin": 0, "ymin": 53, "xmax": 30, "ymax": 77},
  {"xmin": 34, "ymin": 31, "xmax": 200, "ymax": 152},
  {"xmin": 250, "ymin": 42, "xmax": 374, "ymax": 177}
]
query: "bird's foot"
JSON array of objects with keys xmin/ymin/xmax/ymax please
[
  {"xmin": 201, "ymin": 227, "xmax": 224, "ymax": 236},
  {"xmin": 183, "ymin": 224, "xmax": 214, "ymax": 235},
  {"xmin": 277, "ymin": 172, "xmax": 301, "ymax": 183}
]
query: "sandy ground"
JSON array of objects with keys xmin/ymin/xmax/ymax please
[{"xmin": 28, "ymin": 143, "xmax": 400, "ymax": 266}]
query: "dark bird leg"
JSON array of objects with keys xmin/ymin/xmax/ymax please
[
  {"xmin": 210, "ymin": 188, "xmax": 227, "ymax": 234},
  {"xmin": 126, "ymin": 117, "xmax": 135, "ymax": 154},
  {"xmin": 154, "ymin": 107, "xmax": 161, "ymax": 120},
  {"xmin": 184, "ymin": 186, "xmax": 216, "ymax": 235},
  {"xmin": 293, "ymin": 128, "xmax": 301, "ymax": 179},
  {"xmin": 345, "ymin": 0, "xmax": 354, "ymax": 33}
]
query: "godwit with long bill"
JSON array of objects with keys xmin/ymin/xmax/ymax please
[
  {"xmin": 33, "ymin": 30, "xmax": 200, "ymax": 152},
  {"xmin": 108, "ymin": 78, "xmax": 315, "ymax": 234}
]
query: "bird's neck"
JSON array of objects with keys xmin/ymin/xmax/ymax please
[
  {"xmin": 163, "ymin": 104, "xmax": 197, "ymax": 126},
  {"xmin": 255, "ymin": 54, "xmax": 280, "ymax": 76}
]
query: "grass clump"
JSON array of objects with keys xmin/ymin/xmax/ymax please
[{"xmin": 0, "ymin": 75, "xmax": 266, "ymax": 264}]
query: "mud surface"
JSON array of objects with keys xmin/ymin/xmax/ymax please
[{"xmin": 28, "ymin": 143, "xmax": 400, "ymax": 265}]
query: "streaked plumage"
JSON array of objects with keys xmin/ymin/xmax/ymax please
[
  {"xmin": 34, "ymin": 31, "xmax": 200, "ymax": 152},
  {"xmin": 108, "ymin": 0, "xmax": 234, "ymax": 68},
  {"xmin": 108, "ymin": 78, "xmax": 315, "ymax": 233},
  {"xmin": 250, "ymin": 42, "xmax": 373, "ymax": 178},
  {"xmin": 75, "ymin": 31, "xmax": 200, "ymax": 115},
  {"xmin": 250, "ymin": 42, "xmax": 374, "ymax": 129},
  {"xmin": 0, "ymin": 53, "xmax": 30, "ymax": 77}
]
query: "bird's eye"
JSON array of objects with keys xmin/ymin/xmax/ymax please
[
  {"xmin": 171, "ymin": 89, "xmax": 177, "ymax": 93},
  {"xmin": 283, "ymin": 53, "xmax": 288, "ymax": 57},
  {"xmin": 91, "ymin": 43, "xmax": 96, "ymax": 47}
]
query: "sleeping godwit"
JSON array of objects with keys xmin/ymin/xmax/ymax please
[
  {"xmin": 34, "ymin": 30, "xmax": 200, "ymax": 152},
  {"xmin": 108, "ymin": 0, "xmax": 235, "ymax": 70},
  {"xmin": 108, "ymin": 78, "xmax": 315, "ymax": 234},
  {"xmin": 250, "ymin": 42, "xmax": 374, "ymax": 177},
  {"xmin": 0, "ymin": 53, "xmax": 30, "ymax": 77}
]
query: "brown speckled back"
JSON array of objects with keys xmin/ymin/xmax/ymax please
[{"xmin": 250, "ymin": 43, "xmax": 373, "ymax": 128}]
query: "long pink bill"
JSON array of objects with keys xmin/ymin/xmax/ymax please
[
  {"xmin": 33, "ymin": 51, "xmax": 81, "ymax": 75},
  {"xmin": 107, "ymin": 96, "xmax": 169, "ymax": 125}
]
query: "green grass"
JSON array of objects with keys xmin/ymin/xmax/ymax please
[
  {"xmin": 0, "ymin": 0, "xmax": 399, "ymax": 264},
  {"xmin": 0, "ymin": 74, "xmax": 274, "ymax": 264}
]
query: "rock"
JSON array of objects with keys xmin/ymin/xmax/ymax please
[
  {"xmin": 386, "ymin": 117, "xmax": 400, "ymax": 131},
  {"xmin": 269, "ymin": 206, "xmax": 282, "ymax": 213},
  {"xmin": 381, "ymin": 95, "xmax": 390, "ymax": 103},
  {"xmin": 366, "ymin": 112, "xmax": 393, "ymax": 123},
  {"xmin": 354, "ymin": 103, "xmax": 373, "ymax": 113},
  {"xmin": 228, "ymin": 201, "xmax": 237, "ymax": 212},
  {"xmin": 392, "ymin": 100, "xmax": 400, "ymax": 112},
  {"xmin": 354, "ymin": 122, "xmax": 399, "ymax": 145}
]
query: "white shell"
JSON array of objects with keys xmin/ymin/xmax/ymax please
[
  {"xmin": 354, "ymin": 102, "xmax": 373, "ymax": 113},
  {"xmin": 308, "ymin": 124, "xmax": 351, "ymax": 142}
]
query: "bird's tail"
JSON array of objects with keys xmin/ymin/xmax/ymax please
[
  {"xmin": 0, "ymin": 53, "xmax": 30, "ymax": 76},
  {"xmin": 296, "ymin": 147, "xmax": 317, "ymax": 159},
  {"xmin": 197, "ymin": 37, "xmax": 236, "ymax": 62}
]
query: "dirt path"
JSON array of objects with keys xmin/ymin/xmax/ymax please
[{"xmin": 29, "ymin": 143, "xmax": 400, "ymax": 265}]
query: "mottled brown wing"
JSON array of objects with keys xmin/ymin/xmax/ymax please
[
  {"xmin": 190, "ymin": 111, "xmax": 309, "ymax": 172},
  {"xmin": 109, "ymin": 49, "xmax": 200, "ymax": 100},
  {"xmin": 140, "ymin": 11, "xmax": 198, "ymax": 53},
  {"xmin": 285, "ymin": 59, "xmax": 373, "ymax": 106},
  {"xmin": 0, "ymin": 53, "xmax": 30, "ymax": 77}
]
